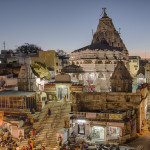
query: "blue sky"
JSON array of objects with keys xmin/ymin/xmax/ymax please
[{"xmin": 0, "ymin": 0, "xmax": 150, "ymax": 57}]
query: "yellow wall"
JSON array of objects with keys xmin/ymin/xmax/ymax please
[{"xmin": 31, "ymin": 50, "xmax": 59, "ymax": 74}]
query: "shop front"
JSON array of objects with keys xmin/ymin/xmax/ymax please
[
  {"xmin": 72, "ymin": 119, "xmax": 123, "ymax": 144},
  {"xmin": 91, "ymin": 126, "xmax": 105, "ymax": 140},
  {"xmin": 72, "ymin": 119, "xmax": 106, "ymax": 142}
]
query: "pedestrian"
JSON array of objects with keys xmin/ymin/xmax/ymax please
[
  {"xmin": 66, "ymin": 144, "xmax": 69, "ymax": 150},
  {"xmin": 31, "ymin": 139, "xmax": 35, "ymax": 149},
  {"xmin": 116, "ymin": 145, "xmax": 120, "ymax": 150},
  {"xmin": 28, "ymin": 137, "xmax": 30, "ymax": 144},
  {"xmin": 41, "ymin": 146, "xmax": 45, "ymax": 150},
  {"xmin": 21, "ymin": 146, "xmax": 26, "ymax": 150},
  {"xmin": 32, "ymin": 108, "xmax": 35, "ymax": 114},
  {"xmin": 32, "ymin": 128, "xmax": 36, "ymax": 138},
  {"xmin": 28, "ymin": 141, "xmax": 32, "ymax": 150},
  {"xmin": 48, "ymin": 108, "xmax": 51, "ymax": 116},
  {"xmin": 59, "ymin": 136, "xmax": 62, "ymax": 146}
]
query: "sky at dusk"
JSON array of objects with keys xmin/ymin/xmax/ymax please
[{"xmin": 0, "ymin": 0, "xmax": 150, "ymax": 58}]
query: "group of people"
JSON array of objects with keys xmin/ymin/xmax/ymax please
[
  {"xmin": 60, "ymin": 144, "xmax": 75, "ymax": 150},
  {"xmin": 0, "ymin": 127, "xmax": 18, "ymax": 150},
  {"xmin": 21, "ymin": 145, "xmax": 45, "ymax": 150}
]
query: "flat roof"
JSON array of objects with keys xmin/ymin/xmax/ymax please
[{"xmin": 0, "ymin": 90, "xmax": 35, "ymax": 96}]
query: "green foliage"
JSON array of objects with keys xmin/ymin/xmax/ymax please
[
  {"xmin": 16, "ymin": 44, "xmax": 42, "ymax": 54},
  {"xmin": 31, "ymin": 62, "xmax": 51, "ymax": 80}
]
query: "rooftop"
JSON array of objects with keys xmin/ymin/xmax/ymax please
[
  {"xmin": 73, "ymin": 41, "xmax": 122, "ymax": 53},
  {"xmin": 0, "ymin": 90, "xmax": 35, "ymax": 96}
]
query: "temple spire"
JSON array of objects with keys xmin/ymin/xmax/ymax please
[{"xmin": 102, "ymin": 8, "xmax": 108, "ymax": 18}]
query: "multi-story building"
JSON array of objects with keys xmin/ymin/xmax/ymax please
[
  {"xmin": 31, "ymin": 50, "xmax": 59, "ymax": 75},
  {"xmin": 56, "ymin": 50, "xmax": 70, "ymax": 73},
  {"xmin": 145, "ymin": 63, "xmax": 150, "ymax": 83},
  {"xmin": 129, "ymin": 56, "xmax": 141, "ymax": 78}
]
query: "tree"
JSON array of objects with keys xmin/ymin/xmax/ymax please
[
  {"xmin": 16, "ymin": 44, "xmax": 42, "ymax": 54},
  {"xmin": 31, "ymin": 62, "xmax": 51, "ymax": 80}
]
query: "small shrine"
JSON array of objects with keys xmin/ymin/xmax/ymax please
[{"xmin": 44, "ymin": 73, "xmax": 83, "ymax": 101}]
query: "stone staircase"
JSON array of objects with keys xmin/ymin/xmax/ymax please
[{"xmin": 19, "ymin": 101, "xmax": 71, "ymax": 150}]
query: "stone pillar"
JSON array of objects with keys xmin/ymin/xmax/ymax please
[{"xmin": 105, "ymin": 126, "xmax": 108, "ymax": 144}]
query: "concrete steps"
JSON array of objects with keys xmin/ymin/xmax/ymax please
[{"xmin": 19, "ymin": 101, "xmax": 71, "ymax": 149}]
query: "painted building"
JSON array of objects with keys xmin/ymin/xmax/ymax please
[{"xmin": 44, "ymin": 73, "xmax": 83, "ymax": 101}]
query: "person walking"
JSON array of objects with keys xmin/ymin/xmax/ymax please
[
  {"xmin": 48, "ymin": 108, "xmax": 51, "ymax": 116},
  {"xmin": 116, "ymin": 145, "xmax": 120, "ymax": 150},
  {"xmin": 41, "ymin": 146, "xmax": 45, "ymax": 150},
  {"xmin": 32, "ymin": 128, "xmax": 36, "ymax": 138},
  {"xmin": 31, "ymin": 139, "xmax": 35, "ymax": 149}
]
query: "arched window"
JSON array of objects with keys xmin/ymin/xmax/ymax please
[
  {"xmin": 105, "ymin": 61, "xmax": 112, "ymax": 64},
  {"xmin": 84, "ymin": 60, "xmax": 92, "ymax": 64},
  {"xmin": 97, "ymin": 60, "xmax": 103, "ymax": 64}
]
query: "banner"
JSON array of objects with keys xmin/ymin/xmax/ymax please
[{"xmin": 86, "ymin": 112, "xmax": 96, "ymax": 119}]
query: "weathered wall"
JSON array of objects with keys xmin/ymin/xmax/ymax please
[{"xmin": 72, "ymin": 92, "xmax": 141, "ymax": 112}]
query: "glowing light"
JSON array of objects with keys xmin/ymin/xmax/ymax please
[{"xmin": 77, "ymin": 119, "xmax": 86, "ymax": 124}]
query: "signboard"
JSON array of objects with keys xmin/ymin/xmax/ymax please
[
  {"xmin": 90, "ymin": 121, "xmax": 107, "ymax": 126},
  {"xmin": 44, "ymin": 84, "xmax": 56, "ymax": 92},
  {"xmin": 86, "ymin": 113, "xmax": 96, "ymax": 119},
  {"xmin": 109, "ymin": 114, "xmax": 122, "ymax": 120},
  {"xmin": 107, "ymin": 122, "xmax": 124, "ymax": 127},
  {"xmin": 71, "ymin": 87, "xmax": 83, "ymax": 92}
]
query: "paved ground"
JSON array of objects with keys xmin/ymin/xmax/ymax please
[{"xmin": 127, "ymin": 132, "xmax": 150, "ymax": 150}]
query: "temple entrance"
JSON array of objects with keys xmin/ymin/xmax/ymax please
[
  {"xmin": 91, "ymin": 126, "xmax": 105, "ymax": 140},
  {"xmin": 58, "ymin": 88, "xmax": 68, "ymax": 100}
]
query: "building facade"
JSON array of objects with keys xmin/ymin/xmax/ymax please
[
  {"xmin": 70, "ymin": 61, "xmax": 143, "ymax": 144},
  {"xmin": 44, "ymin": 73, "xmax": 83, "ymax": 101},
  {"xmin": 129, "ymin": 56, "xmax": 140, "ymax": 78},
  {"xmin": 31, "ymin": 50, "xmax": 59, "ymax": 75}
]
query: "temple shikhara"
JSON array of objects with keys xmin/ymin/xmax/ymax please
[
  {"xmin": 67, "ymin": 8, "xmax": 129, "ymax": 93},
  {"xmin": 0, "ymin": 8, "xmax": 150, "ymax": 150}
]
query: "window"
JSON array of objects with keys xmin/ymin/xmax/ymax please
[
  {"xmin": 126, "ymin": 98, "xmax": 130, "ymax": 102},
  {"xmin": 78, "ymin": 124, "xmax": 85, "ymax": 134}
]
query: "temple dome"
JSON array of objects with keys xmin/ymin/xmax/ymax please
[
  {"xmin": 110, "ymin": 61, "xmax": 132, "ymax": 92},
  {"xmin": 111, "ymin": 61, "xmax": 132, "ymax": 80}
]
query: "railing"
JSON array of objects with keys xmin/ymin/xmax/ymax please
[
  {"xmin": 0, "ymin": 98, "xmax": 28, "ymax": 113},
  {"xmin": 0, "ymin": 107, "xmax": 30, "ymax": 113}
]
